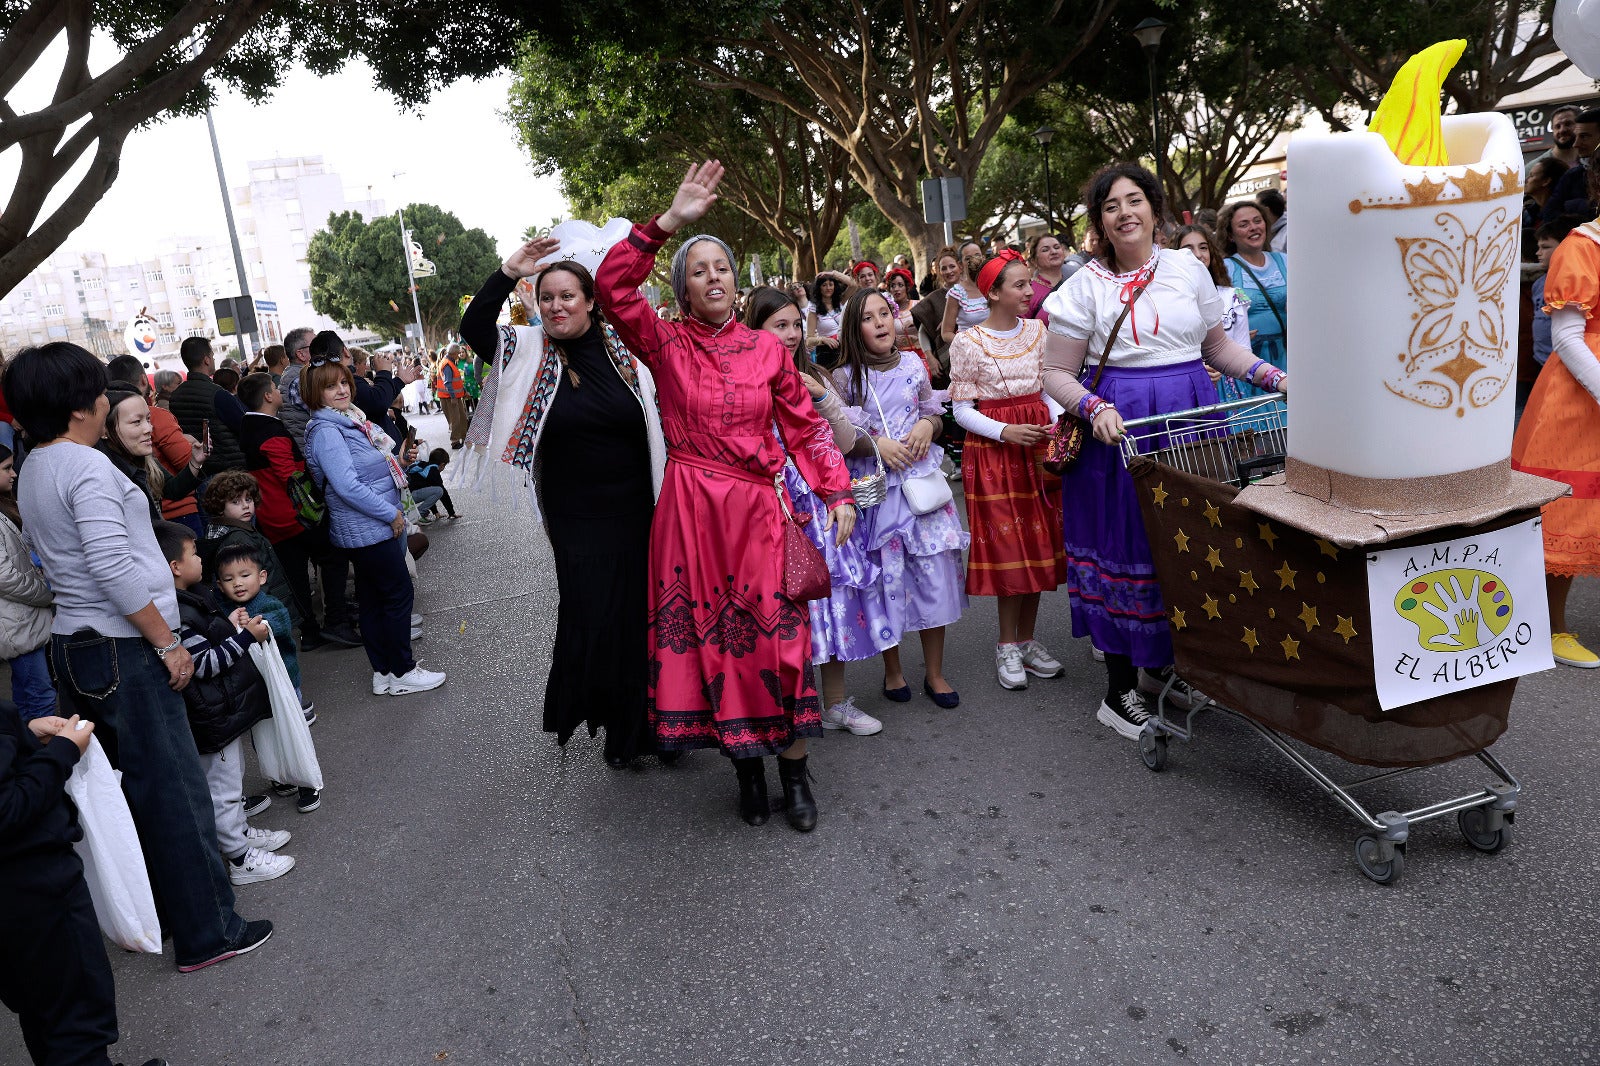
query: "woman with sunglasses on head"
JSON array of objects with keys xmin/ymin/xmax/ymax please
[
  {"xmin": 458, "ymin": 240, "xmax": 667, "ymax": 768},
  {"xmin": 1041, "ymin": 163, "xmax": 1287, "ymax": 742},
  {"xmin": 592, "ymin": 161, "xmax": 857, "ymax": 832}
]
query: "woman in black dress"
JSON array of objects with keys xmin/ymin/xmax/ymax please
[{"xmin": 460, "ymin": 239, "xmax": 667, "ymax": 767}]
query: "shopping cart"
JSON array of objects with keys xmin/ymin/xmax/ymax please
[{"xmin": 1117, "ymin": 396, "xmax": 1523, "ymax": 885}]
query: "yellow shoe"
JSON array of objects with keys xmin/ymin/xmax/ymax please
[{"xmin": 1553, "ymin": 632, "xmax": 1600, "ymax": 668}]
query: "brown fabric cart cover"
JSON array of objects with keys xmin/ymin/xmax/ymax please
[{"xmin": 1129, "ymin": 455, "xmax": 1530, "ymax": 768}]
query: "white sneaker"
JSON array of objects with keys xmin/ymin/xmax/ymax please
[
  {"xmin": 242, "ymin": 825, "xmax": 291, "ymax": 852},
  {"xmin": 1019, "ymin": 640, "xmax": 1064, "ymax": 679},
  {"xmin": 1096, "ymin": 689, "xmax": 1153, "ymax": 741},
  {"xmin": 1090, "ymin": 645, "xmax": 1106, "ymax": 663},
  {"xmin": 819, "ymin": 697, "xmax": 883, "ymax": 736},
  {"xmin": 229, "ymin": 846, "xmax": 295, "ymax": 885},
  {"xmin": 410, "ymin": 625, "xmax": 422, "ymax": 640},
  {"xmin": 389, "ymin": 665, "xmax": 446, "ymax": 695},
  {"xmin": 372, "ymin": 672, "xmax": 393, "ymax": 695},
  {"xmin": 995, "ymin": 644, "xmax": 1027, "ymax": 690},
  {"xmin": 411, "ymin": 613, "xmax": 423, "ymax": 626}
]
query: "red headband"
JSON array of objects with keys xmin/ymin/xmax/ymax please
[
  {"xmin": 885, "ymin": 267, "xmax": 915, "ymax": 290},
  {"xmin": 851, "ymin": 260, "xmax": 879, "ymax": 278},
  {"xmin": 976, "ymin": 249, "xmax": 1025, "ymax": 297}
]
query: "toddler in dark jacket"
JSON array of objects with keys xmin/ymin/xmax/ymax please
[
  {"xmin": 0, "ymin": 703, "xmax": 170, "ymax": 1066},
  {"xmin": 156, "ymin": 522, "xmax": 296, "ymax": 888}
]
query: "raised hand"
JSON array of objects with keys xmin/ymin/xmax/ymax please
[
  {"xmin": 502, "ymin": 236, "xmax": 562, "ymax": 279},
  {"xmin": 660, "ymin": 160, "xmax": 725, "ymax": 232}
]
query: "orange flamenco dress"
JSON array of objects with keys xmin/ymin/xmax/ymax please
[{"xmin": 1512, "ymin": 223, "xmax": 1600, "ymax": 576}]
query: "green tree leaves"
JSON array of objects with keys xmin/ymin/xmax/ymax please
[{"xmin": 306, "ymin": 205, "xmax": 499, "ymax": 347}]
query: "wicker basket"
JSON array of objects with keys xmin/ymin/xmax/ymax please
[{"xmin": 850, "ymin": 433, "xmax": 888, "ymax": 508}]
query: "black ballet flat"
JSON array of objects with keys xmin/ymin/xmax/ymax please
[
  {"xmin": 923, "ymin": 679, "xmax": 960, "ymax": 709},
  {"xmin": 657, "ymin": 750, "xmax": 685, "ymax": 766},
  {"xmin": 604, "ymin": 753, "xmax": 630, "ymax": 770},
  {"xmin": 882, "ymin": 682, "xmax": 912, "ymax": 703}
]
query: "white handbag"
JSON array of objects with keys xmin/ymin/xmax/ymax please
[
  {"xmin": 249, "ymin": 637, "xmax": 324, "ymax": 791},
  {"xmin": 65, "ymin": 736, "xmax": 162, "ymax": 953},
  {"xmin": 870, "ymin": 384, "xmax": 953, "ymax": 515}
]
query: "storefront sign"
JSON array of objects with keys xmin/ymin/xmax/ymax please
[
  {"xmin": 1502, "ymin": 97, "xmax": 1600, "ymax": 152},
  {"xmin": 1366, "ymin": 517, "xmax": 1554, "ymax": 710}
]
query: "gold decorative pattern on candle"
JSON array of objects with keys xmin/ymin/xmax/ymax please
[
  {"xmin": 1346, "ymin": 164, "xmax": 1522, "ymax": 214},
  {"xmin": 1385, "ymin": 207, "xmax": 1517, "ymax": 416}
]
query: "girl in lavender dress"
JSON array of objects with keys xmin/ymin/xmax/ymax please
[
  {"xmin": 743, "ymin": 287, "xmax": 891, "ymax": 737},
  {"xmin": 834, "ymin": 290, "xmax": 969, "ymax": 708}
]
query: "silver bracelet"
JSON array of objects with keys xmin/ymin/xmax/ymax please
[{"xmin": 155, "ymin": 637, "xmax": 181, "ymax": 659}]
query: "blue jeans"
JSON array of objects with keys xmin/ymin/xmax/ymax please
[
  {"xmin": 7, "ymin": 646, "xmax": 58, "ymax": 720},
  {"xmin": 412, "ymin": 486, "xmax": 444, "ymax": 514},
  {"xmin": 49, "ymin": 631, "xmax": 246, "ymax": 967},
  {"xmin": 348, "ymin": 535, "xmax": 416, "ymax": 676}
]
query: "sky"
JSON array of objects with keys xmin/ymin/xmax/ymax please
[{"xmin": 2, "ymin": 39, "xmax": 570, "ymax": 265}]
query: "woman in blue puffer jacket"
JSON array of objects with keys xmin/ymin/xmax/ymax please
[{"xmin": 302, "ymin": 359, "xmax": 445, "ymax": 697}]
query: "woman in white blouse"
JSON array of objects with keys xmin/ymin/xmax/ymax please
[{"xmin": 1041, "ymin": 164, "xmax": 1288, "ymax": 741}]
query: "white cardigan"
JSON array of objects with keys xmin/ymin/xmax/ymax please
[{"xmin": 480, "ymin": 321, "xmax": 666, "ymax": 531}]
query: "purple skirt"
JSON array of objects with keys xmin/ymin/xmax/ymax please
[
  {"xmin": 1062, "ymin": 360, "xmax": 1218, "ymax": 667},
  {"xmin": 783, "ymin": 464, "xmax": 899, "ymax": 664}
]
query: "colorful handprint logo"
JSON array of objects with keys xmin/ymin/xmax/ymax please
[{"xmin": 1392, "ymin": 568, "xmax": 1514, "ymax": 653}]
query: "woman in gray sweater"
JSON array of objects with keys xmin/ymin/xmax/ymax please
[{"xmin": 4, "ymin": 342, "xmax": 271, "ymax": 974}]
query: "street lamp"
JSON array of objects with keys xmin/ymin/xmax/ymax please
[
  {"xmin": 1032, "ymin": 126, "xmax": 1057, "ymax": 231},
  {"xmin": 1131, "ymin": 17, "xmax": 1169, "ymax": 202}
]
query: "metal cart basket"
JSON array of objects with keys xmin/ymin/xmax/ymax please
[{"xmin": 1117, "ymin": 396, "xmax": 1522, "ymax": 884}]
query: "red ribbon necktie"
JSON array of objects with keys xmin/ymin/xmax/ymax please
[{"xmin": 1118, "ymin": 266, "xmax": 1158, "ymax": 346}]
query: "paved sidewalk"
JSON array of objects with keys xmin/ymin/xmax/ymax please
[{"xmin": 4, "ymin": 413, "xmax": 1597, "ymax": 1064}]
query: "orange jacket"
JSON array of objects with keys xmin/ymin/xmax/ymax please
[{"xmin": 151, "ymin": 405, "xmax": 198, "ymax": 519}]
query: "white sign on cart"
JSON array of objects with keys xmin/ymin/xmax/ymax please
[{"xmin": 1366, "ymin": 516, "xmax": 1555, "ymax": 710}]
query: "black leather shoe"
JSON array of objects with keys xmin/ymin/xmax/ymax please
[
  {"xmin": 777, "ymin": 755, "xmax": 818, "ymax": 832},
  {"xmin": 733, "ymin": 757, "xmax": 769, "ymax": 826},
  {"xmin": 321, "ymin": 622, "xmax": 363, "ymax": 648},
  {"xmin": 658, "ymin": 749, "xmax": 685, "ymax": 766},
  {"xmin": 604, "ymin": 753, "xmax": 629, "ymax": 770}
]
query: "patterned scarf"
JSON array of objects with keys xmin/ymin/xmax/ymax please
[{"xmin": 328, "ymin": 405, "xmax": 418, "ymax": 518}]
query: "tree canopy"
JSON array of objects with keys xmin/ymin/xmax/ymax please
[
  {"xmin": 306, "ymin": 204, "xmax": 499, "ymax": 347},
  {"xmin": 0, "ymin": 0, "xmax": 525, "ymax": 296}
]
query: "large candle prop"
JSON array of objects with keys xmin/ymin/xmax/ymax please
[{"xmin": 1283, "ymin": 42, "xmax": 1523, "ymax": 513}]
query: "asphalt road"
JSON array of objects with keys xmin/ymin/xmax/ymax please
[{"xmin": 5, "ymin": 411, "xmax": 1597, "ymax": 1065}]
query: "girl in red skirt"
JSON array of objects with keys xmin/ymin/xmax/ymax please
[{"xmin": 948, "ymin": 250, "xmax": 1068, "ymax": 691}]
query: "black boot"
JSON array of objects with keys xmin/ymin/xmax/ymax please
[
  {"xmin": 777, "ymin": 755, "xmax": 818, "ymax": 832},
  {"xmin": 733, "ymin": 757, "xmax": 769, "ymax": 826}
]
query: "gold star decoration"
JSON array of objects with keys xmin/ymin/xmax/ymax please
[
  {"xmin": 1151, "ymin": 482, "xmax": 1169, "ymax": 508},
  {"xmin": 1241, "ymin": 626, "xmax": 1259, "ymax": 653},
  {"xmin": 1258, "ymin": 523, "xmax": 1279, "ymax": 550},
  {"xmin": 1173, "ymin": 529, "xmax": 1191, "ymax": 553},
  {"xmin": 1205, "ymin": 545, "xmax": 1224, "ymax": 571},
  {"xmin": 1170, "ymin": 607, "xmax": 1187, "ymax": 630},
  {"xmin": 1202, "ymin": 500, "xmax": 1223, "ymax": 528},
  {"xmin": 1275, "ymin": 561, "xmax": 1298, "ymax": 590},
  {"xmin": 1238, "ymin": 570, "xmax": 1259, "ymax": 596},
  {"xmin": 1315, "ymin": 538, "xmax": 1340, "ymax": 560},
  {"xmin": 1298, "ymin": 603, "xmax": 1320, "ymax": 632},
  {"xmin": 1334, "ymin": 616, "xmax": 1359, "ymax": 644},
  {"xmin": 1202, "ymin": 594, "xmax": 1222, "ymax": 620},
  {"xmin": 1280, "ymin": 634, "xmax": 1301, "ymax": 660}
]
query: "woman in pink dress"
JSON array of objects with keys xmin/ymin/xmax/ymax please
[{"xmin": 593, "ymin": 161, "xmax": 858, "ymax": 832}]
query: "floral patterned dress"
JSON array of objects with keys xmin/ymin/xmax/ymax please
[{"xmin": 596, "ymin": 218, "xmax": 855, "ymax": 757}]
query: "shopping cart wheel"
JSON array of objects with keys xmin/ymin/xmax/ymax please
[
  {"xmin": 1457, "ymin": 807, "xmax": 1513, "ymax": 853},
  {"xmin": 1353, "ymin": 833, "xmax": 1405, "ymax": 885},
  {"xmin": 1138, "ymin": 730, "xmax": 1168, "ymax": 771}
]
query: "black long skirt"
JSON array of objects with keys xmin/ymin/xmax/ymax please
[{"xmin": 543, "ymin": 507, "xmax": 653, "ymax": 760}]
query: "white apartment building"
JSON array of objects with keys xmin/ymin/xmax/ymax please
[
  {"xmin": 0, "ymin": 154, "xmax": 384, "ymax": 363},
  {"xmin": 0, "ymin": 241, "xmax": 241, "ymax": 365},
  {"xmin": 234, "ymin": 154, "xmax": 385, "ymax": 338}
]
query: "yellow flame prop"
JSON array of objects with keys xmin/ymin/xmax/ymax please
[{"xmin": 1366, "ymin": 39, "xmax": 1467, "ymax": 166}]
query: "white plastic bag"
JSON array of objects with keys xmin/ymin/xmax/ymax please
[
  {"xmin": 249, "ymin": 637, "xmax": 324, "ymax": 790},
  {"xmin": 64, "ymin": 735, "xmax": 162, "ymax": 953}
]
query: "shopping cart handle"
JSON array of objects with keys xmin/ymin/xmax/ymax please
[{"xmin": 1236, "ymin": 452, "xmax": 1287, "ymax": 486}]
